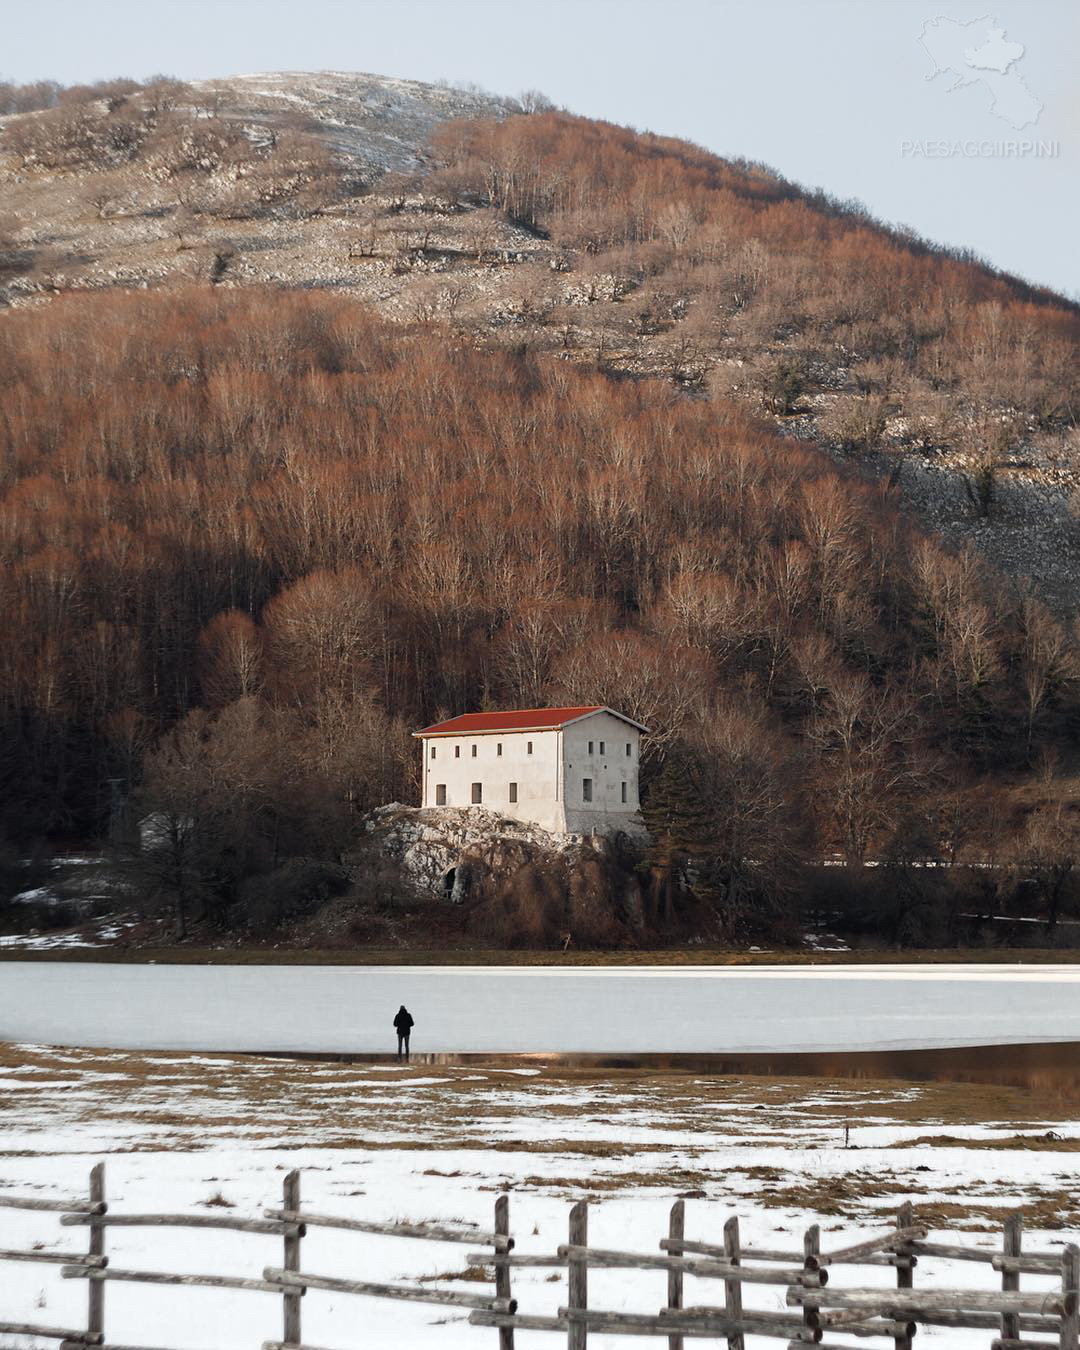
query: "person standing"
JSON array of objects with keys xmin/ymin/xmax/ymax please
[{"xmin": 393, "ymin": 1004, "xmax": 414, "ymax": 1059}]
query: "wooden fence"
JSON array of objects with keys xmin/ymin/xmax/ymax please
[{"xmin": 2, "ymin": 1164, "xmax": 1078, "ymax": 1348}]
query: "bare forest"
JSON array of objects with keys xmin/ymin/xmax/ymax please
[{"xmin": 2, "ymin": 100, "xmax": 1080, "ymax": 948}]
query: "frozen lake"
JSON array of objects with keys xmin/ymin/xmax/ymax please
[{"xmin": 2, "ymin": 961, "xmax": 1080, "ymax": 1053}]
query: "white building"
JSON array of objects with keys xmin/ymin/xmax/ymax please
[{"xmin": 414, "ymin": 705, "xmax": 648, "ymax": 836}]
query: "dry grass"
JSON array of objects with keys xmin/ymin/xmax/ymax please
[
  {"xmin": 417, "ymin": 1266, "xmax": 493, "ymax": 1284},
  {"xmin": 5, "ymin": 1040, "xmax": 1080, "ymax": 1228},
  {"xmin": 896, "ymin": 1132, "xmax": 1080, "ymax": 1151}
]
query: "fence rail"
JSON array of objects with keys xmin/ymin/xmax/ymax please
[{"xmin": 2, "ymin": 1163, "xmax": 1079, "ymax": 1348}]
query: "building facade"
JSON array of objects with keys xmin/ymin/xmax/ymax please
[{"xmin": 414, "ymin": 705, "xmax": 648, "ymax": 836}]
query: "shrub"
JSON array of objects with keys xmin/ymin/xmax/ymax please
[
  {"xmin": 236, "ymin": 859, "xmax": 349, "ymax": 934},
  {"xmin": 760, "ymin": 360, "xmax": 804, "ymax": 414}
]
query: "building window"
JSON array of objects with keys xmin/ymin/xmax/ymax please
[
  {"xmin": 436, "ymin": 784, "xmax": 447, "ymax": 806},
  {"xmin": 599, "ymin": 740, "xmax": 606, "ymax": 755},
  {"xmin": 471, "ymin": 744, "xmax": 477, "ymax": 758},
  {"xmin": 582, "ymin": 778, "xmax": 593, "ymax": 803},
  {"xmin": 588, "ymin": 740, "xmax": 594, "ymax": 754},
  {"xmin": 527, "ymin": 741, "xmax": 533, "ymax": 755},
  {"xmin": 430, "ymin": 745, "xmax": 436, "ymax": 760},
  {"xmin": 621, "ymin": 782, "xmax": 627, "ymax": 804},
  {"xmin": 471, "ymin": 782, "xmax": 483, "ymax": 804},
  {"xmin": 497, "ymin": 743, "xmax": 502, "ymax": 757},
  {"xmin": 509, "ymin": 782, "xmax": 517, "ymax": 803},
  {"xmin": 626, "ymin": 742, "xmax": 632, "ymax": 756},
  {"xmin": 455, "ymin": 746, "xmax": 460, "ymax": 758}
]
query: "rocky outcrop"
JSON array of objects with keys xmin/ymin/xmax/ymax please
[
  {"xmin": 364, "ymin": 803, "xmax": 634, "ymax": 900},
  {"xmin": 360, "ymin": 804, "xmax": 650, "ymax": 947}
]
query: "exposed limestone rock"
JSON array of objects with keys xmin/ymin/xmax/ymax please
[
  {"xmin": 364, "ymin": 802, "xmax": 644, "ymax": 904},
  {"xmin": 358, "ymin": 803, "xmax": 650, "ymax": 947}
]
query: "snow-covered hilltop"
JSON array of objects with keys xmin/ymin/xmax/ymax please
[
  {"xmin": 186, "ymin": 70, "xmax": 517, "ymax": 174},
  {"xmin": 0, "ymin": 67, "xmax": 531, "ymax": 319}
]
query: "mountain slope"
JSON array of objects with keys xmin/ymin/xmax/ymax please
[
  {"xmin": 2, "ymin": 74, "xmax": 1077, "ymax": 617},
  {"xmin": 0, "ymin": 70, "xmax": 520, "ymax": 300},
  {"xmin": 3, "ymin": 78, "xmax": 1080, "ymax": 943}
]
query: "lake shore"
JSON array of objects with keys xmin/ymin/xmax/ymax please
[{"xmin": 3, "ymin": 942, "xmax": 1080, "ymax": 965}]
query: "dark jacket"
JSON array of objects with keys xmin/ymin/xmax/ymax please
[{"xmin": 393, "ymin": 1008, "xmax": 414, "ymax": 1034}]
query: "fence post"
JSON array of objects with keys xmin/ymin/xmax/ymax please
[
  {"xmin": 87, "ymin": 1163, "xmax": 105, "ymax": 1346},
  {"xmin": 282, "ymin": 1170, "xmax": 302, "ymax": 1347},
  {"xmin": 567, "ymin": 1200, "xmax": 588, "ymax": 1350},
  {"xmin": 1001, "ymin": 1211, "xmax": 1022, "ymax": 1344},
  {"xmin": 722, "ymin": 1216, "xmax": 744, "ymax": 1350},
  {"xmin": 495, "ymin": 1194, "xmax": 513, "ymax": 1350},
  {"xmin": 894, "ymin": 1202, "xmax": 914, "ymax": 1350},
  {"xmin": 802, "ymin": 1224, "xmax": 819, "ymax": 1342},
  {"xmin": 666, "ymin": 1200, "xmax": 684, "ymax": 1350},
  {"xmin": 1060, "ymin": 1244, "xmax": 1079, "ymax": 1350}
]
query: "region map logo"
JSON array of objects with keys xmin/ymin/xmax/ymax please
[{"xmin": 904, "ymin": 14, "xmax": 1058, "ymax": 158}]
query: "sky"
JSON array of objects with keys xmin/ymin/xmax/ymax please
[{"xmin": 3, "ymin": 0, "xmax": 1077, "ymax": 298}]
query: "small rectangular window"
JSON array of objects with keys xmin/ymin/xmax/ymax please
[
  {"xmin": 599, "ymin": 740, "xmax": 606, "ymax": 755},
  {"xmin": 527, "ymin": 741, "xmax": 533, "ymax": 755},
  {"xmin": 626, "ymin": 742, "xmax": 632, "ymax": 756},
  {"xmin": 455, "ymin": 745, "xmax": 460, "ymax": 758},
  {"xmin": 621, "ymin": 782, "xmax": 627, "ymax": 804},
  {"xmin": 497, "ymin": 743, "xmax": 502, "ymax": 757},
  {"xmin": 431, "ymin": 745, "xmax": 436, "ymax": 760},
  {"xmin": 582, "ymin": 777, "xmax": 593, "ymax": 803},
  {"xmin": 435, "ymin": 784, "xmax": 447, "ymax": 806},
  {"xmin": 509, "ymin": 782, "xmax": 518, "ymax": 803},
  {"xmin": 471, "ymin": 744, "xmax": 477, "ymax": 758},
  {"xmin": 588, "ymin": 740, "xmax": 594, "ymax": 754},
  {"xmin": 471, "ymin": 782, "xmax": 483, "ymax": 804}
]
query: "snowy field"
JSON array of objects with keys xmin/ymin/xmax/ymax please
[
  {"xmin": 1, "ymin": 1042, "xmax": 1079, "ymax": 1348},
  {"xmin": 2, "ymin": 961, "xmax": 1080, "ymax": 1053}
]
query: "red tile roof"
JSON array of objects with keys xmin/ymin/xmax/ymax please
[{"xmin": 415, "ymin": 705, "xmax": 613, "ymax": 737}]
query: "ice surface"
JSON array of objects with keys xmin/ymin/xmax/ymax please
[{"xmin": 1, "ymin": 962, "xmax": 1080, "ymax": 1053}]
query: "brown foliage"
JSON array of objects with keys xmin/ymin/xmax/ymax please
[
  {"xmin": 0, "ymin": 288, "xmax": 1074, "ymax": 876},
  {"xmin": 429, "ymin": 112, "xmax": 1079, "ymax": 435}
]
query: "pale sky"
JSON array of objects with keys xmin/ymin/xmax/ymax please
[{"xmin": 4, "ymin": 0, "xmax": 1077, "ymax": 298}]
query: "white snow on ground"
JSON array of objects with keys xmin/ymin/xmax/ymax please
[
  {"xmin": 186, "ymin": 70, "xmax": 517, "ymax": 173},
  {"xmin": 1, "ymin": 1043, "xmax": 1078, "ymax": 1349},
  {"xmin": 0, "ymin": 922, "xmax": 136, "ymax": 951},
  {"xmin": 7, "ymin": 887, "xmax": 57, "ymax": 905},
  {"xmin": 2, "ymin": 962, "xmax": 1080, "ymax": 1053}
]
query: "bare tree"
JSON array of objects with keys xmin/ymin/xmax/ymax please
[
  {"xmin": 809, "ymin": 672, "xmax": 920, "ymax": 864},
  {"xmin": 551, "ymin": 631, "xmax": 710, "ymax": 761},
  {"xmin": 196, "ymin": 610, "xmax": 263, "ymax": 709},
  {"xmin": 1015, "ymin": 595, "xmax": 1078, "ymax": 757},
  {"xmin": 1010, "ymin": 796, "xmax": 1078, "ymax": 938},
  {"xmin": 464, "ymin": 207, "xmax": 501, "ymax": 263},
  {"xmin": 518, "ymin": 89, "xmax": 555, "ymax": 114}
]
